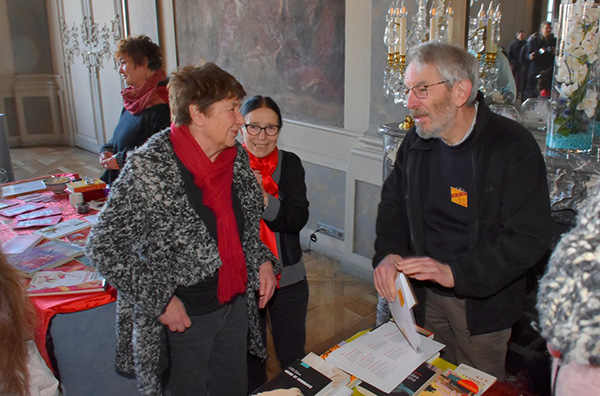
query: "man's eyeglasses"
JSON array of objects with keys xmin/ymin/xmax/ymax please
[
  {"xmin": 403, "ymin": 80, "xmax": 448, "ymax": 99},
  {"xmin": 244, "ymin": 124, "xmax": 281, "ymax": 136}
]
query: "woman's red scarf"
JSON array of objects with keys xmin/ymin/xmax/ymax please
[
  {"xmin": 169, "ymin": 123, "xmax": 247, "ymax": 304},
  {"xmin": 121, "ymin": 69, "xmax": 169, "ymax": 115},
  {"xmin": 245, "ymin": 146, "xmax": 279, "ymax": 258}
]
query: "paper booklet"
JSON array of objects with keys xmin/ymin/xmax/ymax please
[
  {"xmin": 325, "ymin": 321, "xmax": 444, "ymax": 394},
  {"xmin": 35, "ymin": 218, "xmax": 92, "ymax": 239},
  {"xmin": 389, "ymin": 273, "xmax": 421, "ymax": 351},
  {"xmin": 27, "ymin": 268, "xmax": 106, "ymax": 296}
]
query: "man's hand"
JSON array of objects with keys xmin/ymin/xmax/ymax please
[
  {"xmin": 258, "ymin": 261, "xmax": 276, "ymax": 308},
  {"xmin": 159, "ymin": 296, "xmax": 192, "ymax": 333},
  {"xmin": 374, "ymin": 254, "xmax": 402, "ymax": 303},
  {"xmin": 396, "ymin": 256, "xmax": 454, "ymax": 288}
]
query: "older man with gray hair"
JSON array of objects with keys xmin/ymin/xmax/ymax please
[{"xmin": 373, "ymin": 42, "xmax": 552, "ymax": 379}]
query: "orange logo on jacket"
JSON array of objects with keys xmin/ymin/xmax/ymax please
[{"xmin": 451, "ymin": 187, "xmax": 468, "ymax": 208}]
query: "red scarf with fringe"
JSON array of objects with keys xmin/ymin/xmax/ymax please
[
  {"xmin": 245, "ymin": 146, "xmax": 279, "ymax": 258},
  {"xmin": 121, "ymin": 69, "xmax": 168, "ymax": 115},
  {"xmin": 170, "ymin": 123, "xmax": 247, "ymax": 304}
]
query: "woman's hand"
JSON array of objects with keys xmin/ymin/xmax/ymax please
[
  {"xmin": 252, "ymin": 170, "xmax": 269, "ymax": 208},
  {"xmin": 258, "ymin": 261, "xmax": 276, "ymax": 308},
  {"xmin": 158, "ymin": 296, "xmax": 192, "ymax": 333},
  {"xmin": 100, "ymin": 153, "xmax": 120, "ymax": 170},
  {"xmin": 99, "ymin": 151, "xmax": 112, "ymax": 164}
]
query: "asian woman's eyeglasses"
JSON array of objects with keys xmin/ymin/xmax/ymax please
[{"xmin": 244, "ymin": 124, "xmax": 281, "ymax": 136}]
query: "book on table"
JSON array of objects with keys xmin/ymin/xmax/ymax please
[
  {"xmin": 356, "ymin": 361, "xmax": 440, "ymax": 396},
  {"xmin": 1, "ymin": 179, "xmax": 47, "ymax": 198},
  {"xmin": 452, "ymin": 364, "xmax": 496, "ymax": 396},
  {"xmin": 35, "ymin": 218, "xmax": 92, "ymax": 239},
  {"xmin": 415, "ymin": 369, "xmax": 479, "ymax": 396},
  {"xmin": 26, "ymin": 264, "xmax": 106, "ymax": 296},
  {"xmin": 6, "ymin": 240, "xmax": 84, "ymax": 276},
  {"xmin": 1, "ymin": 234, "xmax": 44, "ymax": 255},
  {"xmin": 65, "ymin": 178, "xmax": 106, "ymax": 193},
  {"xmin": 250, "ymin": 358, "xmax": 334, "ymax": 396}
]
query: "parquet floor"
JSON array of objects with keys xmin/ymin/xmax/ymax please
[{"xmin": 7, "ymin": 145, "xmax": 380, "ymax": 380}]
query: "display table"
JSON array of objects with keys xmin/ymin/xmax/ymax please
[{"xmin": 0, "ymin": 176, "xmax": 129, "ymax": 394}]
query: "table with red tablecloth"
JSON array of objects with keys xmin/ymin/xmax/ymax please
[{"xmin": 0, "ymin": 175, "xmax": 116, "ymax": 372}]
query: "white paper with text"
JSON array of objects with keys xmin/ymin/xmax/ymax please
[{"xmin": 325, "ymin": 322, "xmax": 444, "ymax": 393}]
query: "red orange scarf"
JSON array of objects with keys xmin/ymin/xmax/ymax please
[
  {"xmin": 121, "ymin": 69, "xmax": 168, "ymax": 115},
  {"xmin": 170, "ymin": 123, "xmax": 247, "ymax": 304},
  {"xmin": 245, "ymin": 146, "xmax": 279, "ymax": 258}
]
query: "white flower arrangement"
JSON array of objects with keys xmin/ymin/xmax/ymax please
[{"xmin": 553, "ymin": 0, "xmax": 600, "ymax": 135}]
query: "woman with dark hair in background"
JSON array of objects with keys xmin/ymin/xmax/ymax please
[
  {"xmin": 241, "ymin": 95, "xmax": 310, "ymax": 393},
  {"xmin": 99, "ymin": 35, "xmax": 170, "ymax": 185},
  {"xmin": 0, "ymin": 252, "xmax": 60, "ymax": 396}
]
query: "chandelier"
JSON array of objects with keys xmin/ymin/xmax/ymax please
[
  {"xmin": 383, "ymin": 0, "xmax": 502, "ymax": 105},
  {"xmin": 467, "ymin": 1, "xmax": 502, "ymax": 96},
  {"xmin": 383, "ymin": 0, "xmax": 455, "ymax": 105}
]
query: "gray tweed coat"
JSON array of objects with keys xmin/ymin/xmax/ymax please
[
  {"xmin": 537, "ymin": 183, "xmax": 600, "ymax": 366},
  {"xmin": 86, "ymin": 129, "xmax": 277, "ymax": 395}
]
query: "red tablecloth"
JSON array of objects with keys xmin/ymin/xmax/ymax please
[{"xmin": 1, "ymin": 175, "xmax": 116, "ymax": 371}]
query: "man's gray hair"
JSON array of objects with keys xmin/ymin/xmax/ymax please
[{"xmin": 406, "ymin": 42, "xmax": 480, "ymax": 105}]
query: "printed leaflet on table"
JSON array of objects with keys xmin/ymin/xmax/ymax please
[
  {"xmin": 14, "ymin": 215, "xmax": 62, "ymax": 229},
  {"xmin": 0, "ymin": 203, "xmax": 45, "ymax": 217},
  {"xmin": 15, "ymin": 206, "xmax": 62, "ymax": 220},
  {"xmin": 35, "ymin": 218, "xmax": 92, "ymax": 239},
  {"xmin": 325, "ymin": 321, "xmax": 444, "ymax": 394}
]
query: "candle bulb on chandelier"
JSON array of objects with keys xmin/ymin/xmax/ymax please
[
  {"xmin": 485, "ymin": 2, "xmax": 496, "ymax": 53},
  {"xmin": 429, "ymin": 5, "xmax": 437, "ymax": 41},
  {"xmin": 446, "ymin": 3, "xmax": 454, "ymax": 43},
  {"xmin": 397, "ymin": 3, "xmax": 407, "ymax": 56}
]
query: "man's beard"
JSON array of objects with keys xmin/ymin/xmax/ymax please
[{"xmin": 412, "ymin": 94, "xmax": 456, "ymax": 140}]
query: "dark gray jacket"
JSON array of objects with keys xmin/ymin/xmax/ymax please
[{"xmin": 373, "ymin": 93, "xmax": 552, "ymax": 335}]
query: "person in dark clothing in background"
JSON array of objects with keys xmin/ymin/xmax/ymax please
[
  {"xmin": 524, "ymin": 22, "xmax": 556, "ymax": 100},
  {"xmin": 99, "ymin": 35, "xmax": 170, "ymax": 185},
  {"xmin": 507, "ymin": 30, "xmax": 526, "ymax": 98}
]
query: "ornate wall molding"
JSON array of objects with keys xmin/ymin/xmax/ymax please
[{"xmin": 61, "ymin": 14, "xmax": 122, "ymax": 74}]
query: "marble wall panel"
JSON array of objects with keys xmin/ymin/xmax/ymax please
[
  {"xmin": 354, "ymin": 180, "xmax": 380, "ymax": 260},
  {"xmin": 6, "ymin": 0, "xmax": 52, "ymax": 74},
  {"xmin": 303, "ymin": 161, "xmax": 345, "ymax": 232},
  {"xmin": 174, "ymin": 0, "xmax": 345, "ymax": 127},
  {"xmin": 22, "ymin": 97, "xmax": 54, "ymax": 136}
]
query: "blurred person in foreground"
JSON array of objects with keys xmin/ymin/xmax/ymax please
[
  {"xmin": 99, "ymin": 35, "xmax": 170, "ymax": 185},
  {"xmin": 87, "ymin": 63, "xmax": 277, "ymax": 396},
  {"xmin": 240, "ymin": 95, "xmax": 310, "ymax": 392},
  {"xmin": 0, "ymin": 252, "xmax": 60, "ymax": 396},
  {"xmin": 372, "ymin": 42, "xmax": 551, "ymax": 379},
  {"xmin": 537, "ymin": 185, "xmax": 600, "ymax": 395}
]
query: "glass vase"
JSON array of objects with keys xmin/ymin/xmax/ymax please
[{"xmin": 546, "ymin": 2, "xmax": 600, "ymax": 154}]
